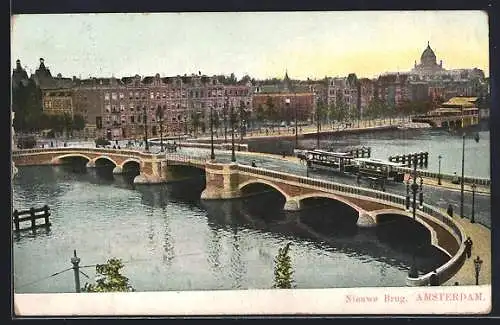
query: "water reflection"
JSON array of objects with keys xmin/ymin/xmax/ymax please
[{"xmin": 13, "ymin": 165, "xmax": 448, "ymax": 292}]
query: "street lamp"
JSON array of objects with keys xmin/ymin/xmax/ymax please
[
  {"xmin": 143, "ymin": 107, "xmax": 149, "ymax": 152},
  {"xmin": 210, "ymin": 105, "xmax": 215, "ymax": 161},
  {"xmin": 471, "ymin": 183, "xmax": 476, "ymax": 223},
  {"xmin": 230, "ymin": 101, "xmax": 236, "ymax": 162},
  {"xmin": 316, "ymin": 97, "xmax": 320, "ymax": 149},
  {"xmin": 474, "ymin": 256, "xmax": 483, "ymax": 285},
  {"xmin": 460, "ymin": 132, "xmax": 480, "ymax": 219},
  {"xmin": 460, "ymin": 133, "xmax": 465, "ymax": 218},
  {"xmin": 438, "ymin": 154, "xmax": 442, "ymax": 185},
  {"xmin": 156, "ymin": 105, "xmax": 164, "ymax": 152},
  {"xmin": 224, "ymin": 96, "xmax": 229, "ymax": 143},
  {"xmin": 408, "ymin": 155, "xmax": 420, "ymax": 279},
  {"xmin": 419, "ymin": 177, "xmax": 424, "ymax": 208},
  {"xmin": 294, "ymin": 98, "xmax": 298, "ymax": 149},
  {"xmin": 405, "ymin": 178, "xmax": 410, "ymax": 211}
]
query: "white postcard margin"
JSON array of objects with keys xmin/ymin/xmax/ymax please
[{"xmin": 14, "ymin": 285, "xmax": 491, "ymax": 316}]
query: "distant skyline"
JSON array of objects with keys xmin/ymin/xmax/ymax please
[{"xmin": 11, "ymin": 11, "xmax": 489, "ymax": 80}]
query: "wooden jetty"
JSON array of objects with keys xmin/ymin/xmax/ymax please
[
  {"xmin": 388, "ymin": 152, "xmax": 429, "ymax": 167},
  {"xmin": 13, "ymin": 205, "xmax": 51, "ymax": 232}
]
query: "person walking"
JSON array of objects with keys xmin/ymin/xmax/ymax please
[
  {"xmin": 447, "ymin": 204, "xmax": 454, "ymax": 218},
  {"xmin": 465, "ymin": 237, "xmax": 473, "ymax": 259},
  {"xmin": 429, "ymin": 270, "xmax": 439, "ymax": 286}
]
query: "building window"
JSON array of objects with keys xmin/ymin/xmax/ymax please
[
  {"xmin": 135, "ymin": 92, "xmax": 139, "ymax": 99},
  {"xmin": 150, "ymin": 92, "xmax": 154, "ymax": 99},
  {"xmin": 119, "ymin": 92, "xmax": 124, "ymax": 99},
  {"xmin": 120, "ymin": 104, "xmax": 125, "ymax": 111},
  {"xmin": 129, "ymin": 92, "xmax": 133, "ymax": 99},
  {"xmin": 105, "ymin": 104, "xmax": 111, "ymax": 112},
  {"xmin": 156, "ymin": 92, "xmax": 160, "ymax": 99},
  {"xmin": 104, "ymin": 93, "xmax": 110, "ymax": 101},
  {"xmin": 112, "ymin": 93, "xmax": 117, "ymax": 100},
  {"xmin": 162, "ymin": 92, "xmax": 166, "ymax": 98},
  {"xmin": 131, "ymin": 116, "xmax": 135, "ymax": 123}
]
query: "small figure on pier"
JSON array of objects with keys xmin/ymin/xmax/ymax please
[
  {"xmin": 429, "ymin": 270, "xmax": 439, "ymax": 286},
  {"xmin": 465, "ymin": 237, "xmax": 473, "ymax": 259},
  {"xmin": 251, "ymin": 160, "xmax": 256, "ymax": 167},
  {"xmin": 447, "ymin": 204, "xmax": 454, "ymax": 218}
]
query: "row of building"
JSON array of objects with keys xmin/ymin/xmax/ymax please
[{"xmin": 12, "ymin": 43, "xmax": 489, "ymax": 140}]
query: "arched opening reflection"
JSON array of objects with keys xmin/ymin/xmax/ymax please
[{"xmin": 298, "ymin": 196, "xmax": 359, "ymax": 237}]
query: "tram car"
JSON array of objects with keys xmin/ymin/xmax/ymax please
[
  {"xmin": 353, "ymin": 158, "xmax": 406, "ymax": 183},
  {"xmin": 302, "ymin": 149, "xmax": 358, "ymax": 174}
]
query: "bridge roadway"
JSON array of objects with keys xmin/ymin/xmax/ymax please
[
  {"xmin": 12, "ymin": 147, "xmax": 472, "ymax": 287},
  {"xmin": 176, "ymin": 147, "xmax": 491, "ymax": 229}
]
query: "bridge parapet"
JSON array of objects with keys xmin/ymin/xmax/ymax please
[{"xmin": 229, "ymin": 164, "xmax": 467, "ymax": 286}]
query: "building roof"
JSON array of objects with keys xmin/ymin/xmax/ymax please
[
  {"xmin": 442, "ymin": 97, "xmax": 478, "ymax": 108},
  {"xmin": 421, "ymin": 42, "xmax": 437, "ymax": 62}
]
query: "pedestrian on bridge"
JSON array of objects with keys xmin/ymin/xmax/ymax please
[
  {"xmin": 465, "ymin": 237, "xmax": 473, "ymax": 259},
  {"xmin": 429, "ymin": 270, "xmax": 439, "ymax": 286},
  {"xmin": 447, "ymin": 204, "xmax": 454, "ymax": 218}
]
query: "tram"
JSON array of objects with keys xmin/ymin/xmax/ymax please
[
  {"xmin": 302, "ymin": 149, "xmax": 358, "ymax": 174},
  {"xmin": 353, "ymin": 158, "xmax": 406, "ymax": 183}
]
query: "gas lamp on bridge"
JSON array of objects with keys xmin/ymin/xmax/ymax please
[{"xmin": 474, "ymin": 255, "xmax": 483, "ymax": 285}]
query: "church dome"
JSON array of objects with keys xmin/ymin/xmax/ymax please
[{"xmin": 420, "ymin": 42, "xmax": 437, "ymax": 66}]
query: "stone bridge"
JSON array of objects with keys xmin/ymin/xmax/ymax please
[
  {"xmin": 12, "ymin": 147, "xmax": 208, "ymax": 184},
  {"xmin": 12, "ymin": 148, "xmax": 467, "ymax": 286}
]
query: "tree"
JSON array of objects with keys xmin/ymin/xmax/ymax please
[
  {"xmin": 264, "ymin": 96, "xmax": 278, "ymax": 123},
  {"xmin": 62, "ymin": 113, "xmax": 73, "ymax": 138},
  {"xmin": 82, "ymin": 258, "xmax": 135, "ymax": 292},
  {"xmin": 273, "ymin": 242, "xmax": 294, "ymax": 289},
  {"xmin": 190, "ymin": 112, "xmax": 201, "ymax": 135},
  {"xmin": 255, "ymin": 104, "xmax": 266, "ymax": 130},
  {"xmin": 316, "ymin": 99, "xmax": 328, "ymax": 126},
  {"xmin": 73, "ymin": 114, "xmax": 86, "ymax": 132}
]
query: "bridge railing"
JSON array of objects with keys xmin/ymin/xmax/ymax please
[
  {"xmin": 12, "ymin": 147, "xmax": 156, "ymax": 159},
  {"xmin": 394, "ymin": 166, "xmax": 490, "ymax": 187},
  {"xmin": 164, "ymin": 153, "xmax": 211, "ymax": 165},
  {"xmin": 237, "ymin": 164, "xmax": 467, "ymax": 286}
]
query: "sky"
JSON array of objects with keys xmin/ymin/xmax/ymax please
[{"xmin": 11, "ymin": 11, "xmax": 490, "ymax": 80}]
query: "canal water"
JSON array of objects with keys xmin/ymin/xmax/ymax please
[
  {"xmin": 249, "ymin": 126, "xmax": 490, "ymax": 179},
  {"xmin": 13, "ymin": 165, "xmax": 448, "ymax": 293}
]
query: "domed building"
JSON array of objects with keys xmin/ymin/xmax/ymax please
[{"xmin": 411, "ymin": 42, "xmax": 445, "ymax": 78}]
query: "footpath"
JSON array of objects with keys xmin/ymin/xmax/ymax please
[{"xmin": 443, "ymin": 215, "xmax": 491, "ymax": 286}]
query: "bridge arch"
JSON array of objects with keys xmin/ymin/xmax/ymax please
[
  {"xmin": 94, "ymin": 156, "xmax": 118, "ymax": 167},
  {"xmin": 52, "ymin": 153, "xmax": 92, "ymax": 164},
  {"xmin": 293, "ymin": 192, "xmax": 365, "ymax": 214},
  {"xmin": 238, "ymin": 179, "xmax": 290, "ymax": 201},
  {"xmin": 121, "ymin": 158, "xmax": 142, "ymax": 168},
  {"xmin": 371, "ymin": 208, "xmax": 440, "ymax": 251}
]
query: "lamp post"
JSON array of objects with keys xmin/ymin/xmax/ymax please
[
  {"xmin": 143, "ymin": 107, "xmax": 149, "ymax": 152},
  {"xmin": 224, "ymin": 97, "xmax": 228, "ymax": 143},
  {"xmin": 460, "ymin": 132, "xmax": 480, "ymax": 219},
  {"xmin": 294, "ymin": 99, "xmax": 298, "ymax": 149},
  {"xmin": 156, "ymin": 106, "xmax": 164, "ymax": 152},
  {"xmin": 474, "ymin": 256, "xmax": 483, "ymax": 285},
  {"xmin": 419, "ymin": 177, "xmax": 424, "ymax": 208},
  {"xmin": 408, "ymin": 155, "xmax": 420, "ymax": 278},
  {"xmin": 316, "ymin": 97, "xmax": 320, "ymax": 149},
  {"xmin": 210, "ymin": 105, "xmax": 215, "ymax": 161},
  {"xmin": 230, "ymin": 101, "xmax": 236, "ymax": 162},
  {"xmin": 460, "ymin": 133, "xmax": 465, "ymax": 218},
  {"xmin": 405, "ymin": 178, "xmax": 410, "ymax": 211},
  {"xmin": 471, "ymin": 183, "xmax": 476, "ymax": 223},
  {"xmin": 438, "ymin": 154, "xmax": 442, "ymax": 185}
]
